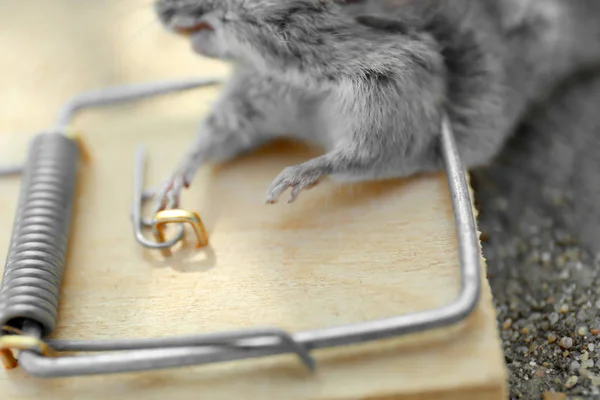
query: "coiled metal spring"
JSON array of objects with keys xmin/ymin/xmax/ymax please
[
  {"xmin": 0, "ymin": 133, "xmax": 79, "ymax": 337},
  {"xmin": 0, "ymin": 78, "xmax": 219, "ymax": 338}
]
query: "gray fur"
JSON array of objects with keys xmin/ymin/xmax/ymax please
[
  {"xmin": 152, "ymin": 0, "xmax": 600, "ymax": 207},
  {"xmin": 472, "ymin": 69, "xmax": 600, "ymax": 253}
]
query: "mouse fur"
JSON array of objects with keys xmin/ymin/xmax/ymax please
[{"xmin": 151, "ymin": 0, "xmax": 600, "ymax": 207}]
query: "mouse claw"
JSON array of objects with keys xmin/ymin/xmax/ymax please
[
  {"xmin": 151, "ymin": 175, "xmax": 187, "ymax": 215},
  {"xmin": 266, "ymin": 164, "xmax": 324, "ymax": 205},
  {"xmin": 166, "ymin": 177, "xmax": 185, "ymax": 209},
  {"xmin": 288, "ymin": 186, "xmax": 303, "ymax": 203}
]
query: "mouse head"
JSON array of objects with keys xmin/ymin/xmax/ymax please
[
  {"xmin": 154, "ymin": 0, "xmax": 232, "ymax": 59},
  {"xmin": 154, "ymin": 0, "xmax": 353, "ymax": 62}
]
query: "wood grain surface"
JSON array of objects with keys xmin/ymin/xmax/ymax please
[{"xmin": 0, "ymin": 1, "xmax": 507, "ymax": 399}]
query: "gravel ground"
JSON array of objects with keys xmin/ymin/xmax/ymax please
[
  {"xmin": 474, "ymin": 177, "xmax": 600, "ymax": 399},
  {"xmin": 470, "ymin": 71, "xmax": 600, "ymax": 400}
]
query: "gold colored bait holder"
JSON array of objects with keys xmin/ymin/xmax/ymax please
[
  {"xmin": 130, "ymin": 146, "xmax": 210, "ymax": 256},
  {"xmin": 153, "ymin": 209, "xmax": 209, "ymax": 256}
]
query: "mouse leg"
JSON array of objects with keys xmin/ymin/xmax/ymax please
[
  {"xmin": 265, "ymin": 146, "xmax": 384, "ymax": 204},
  {"xmin": 151, "ymin": 131, "xmax": 255, "ymax": 213},
  {"xmin": 152, "ymin": 67, "xmax": 303, "ymax": 213},
  {"xmin": 265, "ymin": 159, "xmax": 328, "ymax": 204}
]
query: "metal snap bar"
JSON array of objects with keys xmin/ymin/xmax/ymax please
[{"xmin": 5, "ymin": 322, "xmax": 315, "ymax": 375}]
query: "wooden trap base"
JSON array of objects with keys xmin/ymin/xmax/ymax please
[
  {"xmin": 0, "ymin": 0, "xmax": 506, "ymax": 396},
  {"xmin": 0, "ymin": 113, "xmax": 507, "ymax": 399}
]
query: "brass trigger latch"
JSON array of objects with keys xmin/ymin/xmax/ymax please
[{"xmin": 131, "ymin": 146, "xmax": 209, "ymax": 256}]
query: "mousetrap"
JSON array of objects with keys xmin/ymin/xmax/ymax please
[{"xmin": 0, "ymin": 80, "xmax": 505, "ymax": 399}]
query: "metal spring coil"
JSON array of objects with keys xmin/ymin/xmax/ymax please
[{"xmin": 0, "ymin": 133, "xmax": 79, "ymax": 337}]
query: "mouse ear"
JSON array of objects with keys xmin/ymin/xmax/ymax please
[{"xmin": 354, "ymin": 14, "xmax": 411, "ymax": 35}]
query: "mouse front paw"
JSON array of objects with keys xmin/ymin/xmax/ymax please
[{"xmin": 266, "ymin": 163, "xmax": 327, "ymax": 204}]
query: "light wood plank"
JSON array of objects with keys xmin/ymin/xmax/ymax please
[{"xmin": 0, "ymin": 1, "xmax": 507, "ymax": 398}]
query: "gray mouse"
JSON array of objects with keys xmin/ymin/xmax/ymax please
[{"xmin": 151, "ymin": 0, "xmax": 600, "ymax": 211}]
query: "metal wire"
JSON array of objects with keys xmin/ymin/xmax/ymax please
[
  {"xmin": 0, "ymin": 133, "xmax": 79, "ymax": 337},
  {"xmin": 0, "ymin": 165, "xmax": 23, "ymax": 176},
  {"xmin": 54, "ymin": 78, "xmax": 222, "ymax": 133},
  {"xmin": 131, "ymin": 146, "xmax": 185, "ymax": 249},
  {"xmin": 0, "ymin": 79, "xmax": 221, "ymax": 179},
  {"xmin": 0, "ymin": 78, "xmax": 221, "ymax": 170},
  {"xmin": 6, "ymin": 113, "xmax": 481, "ymax": 378}
]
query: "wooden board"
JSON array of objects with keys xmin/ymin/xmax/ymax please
[{"xmin": 0, "ymin": 0, "xmax": 508, "ymax": 398}]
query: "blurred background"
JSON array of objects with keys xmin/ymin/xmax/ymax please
[
  {"xmin": 2, "ymin": 0, "xmax": 600, "ymax": 398},
  {"xmin": 0, "ymin": 0, "xmax": 229, "ymax": 135}
]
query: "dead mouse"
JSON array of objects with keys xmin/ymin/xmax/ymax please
[{"xmin": 151, "ymin": 0, "xmax": 600, "ymax": 210}]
